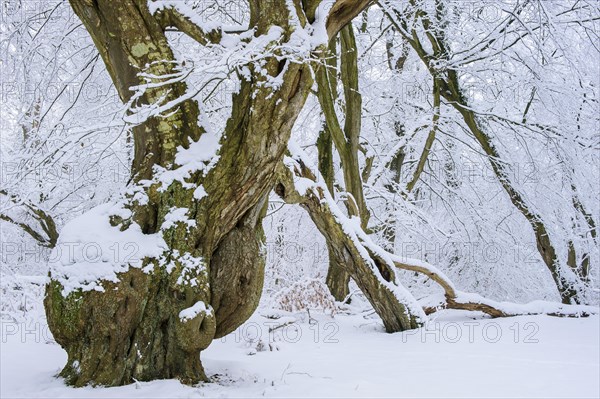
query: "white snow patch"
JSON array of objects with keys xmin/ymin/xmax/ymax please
[
  {"xmin": 193, "ymin": 185, "xmax": 207, "ymax": 200},
  {"xmin": 156, "ymin": 130, "xmax": 221, "ymax": 191},
  {"xmin": 48, "ymin": 203, "xmax": 167, "ymax": 295},
  {"xmin": 2, "ymin": 312, "xmax": 598, "ymax": 398},
  {"xmin": 179, "ymin": 301, "xmax": 211, "ymax": 322},
  {"xmin": 161, "ymin": 207, "xmax": 196, "ymax": 230},
  {"xmin": 148, "ymin": 1, "xmax": 221, "ymax": 32},
  {"xmin": 173, "ymin": 252, "xmax": 205, "ymax": 287}
]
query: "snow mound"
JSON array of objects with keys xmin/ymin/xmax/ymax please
[
  {"xmin": 48, "ymin": 203, "xmax": 167, "ymax": 295},
  {"xmin": 179, "ymin": 301, "xmax": 212, "ymax": 322}
]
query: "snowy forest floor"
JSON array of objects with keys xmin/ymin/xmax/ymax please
[{"xmin": 1, "ymin": 309, "xmax": 598, "ymax": 398}]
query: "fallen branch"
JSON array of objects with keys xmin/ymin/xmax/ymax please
[{"xmin": 420, "ymin": 291, "xmax": 596, "ymax": 318}]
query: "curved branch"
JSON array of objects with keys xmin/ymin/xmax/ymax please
[
  {"xmin": 280, "ymin": 145, "xmax": 597, "ymax": 320},
  {"xmin": 326, "ymin": 0, "xmax": 373, "ymax": 39},
  {"xmin": 152, "ymin": 2, "xmax": 223, "ymax": 46}
]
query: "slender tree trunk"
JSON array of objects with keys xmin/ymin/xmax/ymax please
[
  {"xmin": 276, "ymin": 162, "xmax": 423, "ymax": 332},
  {"xmin": 568, "ymin": 187, "xmax": 597, "ymax": 282},
  {"xmin": 318, "ymin": 117, "xmax": 351, "ymax": 301},
  {"xmin": 385, "ymin": 3, "xmax": 587, "ymax": 304},
  {"xmin": 380, "ymin": 30, "xmax": 410, "ymax": 249},
  {"xmin": 316, "ymin": 37, "xmax": 352, "ymax": 301},
  {"xmin": 338, "ymin": 25, "xmax": 369, "ymax": 227},
  {"xmin": 448, "ymin": 99, "xmax": 583, "ymax": 304},
  {"xmin": 317, "ymin": 25, "xmax": 370, "ymax": 301},
  {"xmin": 381, "ymin": 123, "xmax": 406, "ymax": 250}
]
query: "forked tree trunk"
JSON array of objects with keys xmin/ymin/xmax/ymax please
[
  {"xmin": 44, "ymin": 0, "xmax": 379, "ymax": 387},
  {"xmin": 45, "ymin": 0, "xmax": 312, "ymax": 386}
]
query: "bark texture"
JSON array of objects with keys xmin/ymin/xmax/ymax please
[
  {"xmin": 277, "ymin": 161, "xmax": 422, "ymax": 332},
  {"xmin": 316, "ymin": 25, "xmax": 368, "ymax": 301},
  {"xmin": 45, "ymin": 0, "xmax": 313, "ymax": 386}
]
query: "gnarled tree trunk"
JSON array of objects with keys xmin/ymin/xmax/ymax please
[
  {"xmin": 44, "ymin": 0, "xmax": 376, "ymax": 387},
  {"xmin": 45, "ymin": 0, "xmax": 312, "ymax": 386}
]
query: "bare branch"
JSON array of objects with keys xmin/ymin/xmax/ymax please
[
  {"xmin": 326, "ymin": 0, "xmax": 373, "ymax": 39},
  {"xmin": 153, "ymin": 4, "xmax": 222, "ymax": 45},
  {"xmin": 0, "ymin": 190, "xmax": 58, "ymax": 248}
]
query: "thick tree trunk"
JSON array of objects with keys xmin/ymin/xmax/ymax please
[
  {"xmin": 46, "ymin": 268, "xmax": 216, "ymax": 386},
  {"xmin": 45, "ymin": 0, "xmax": 312, "ymax": 386}
]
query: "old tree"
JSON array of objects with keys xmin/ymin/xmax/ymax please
[
  {"xmin": 44, "ymin": 0, "xmax": 382, "ymax": 386},
  {"xmin": 35, "ymin": 0, "xmax": 597, "ymax": 387}
]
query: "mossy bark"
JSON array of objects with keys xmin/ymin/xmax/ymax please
[
  {"xmin": 315, "ymin": 36, "xmax": 352, "ymax": 302},
  {"xmin": 46, "ymin": 268, "xmax": 215, "ymax": 386},
  {"xmin": 46, "ymin": 0, "xmax": 313, "ymax": 387},
  {"xmin": 317, "ymin": 127, "xmax": 351, "ymax": 301},
  {"xmin": 316, "ymin": 25, "xmax": 367, "ymax": 301},
  {"xmin": 45, "ymin": 0, "xmax": 378, "ymax": 386}
]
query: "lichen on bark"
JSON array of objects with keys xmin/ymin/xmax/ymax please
[{"xmin": 45, "ymin": 0, "xmax": 317, "ymax": 387}]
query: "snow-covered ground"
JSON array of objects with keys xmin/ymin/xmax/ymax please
[{"xmin": 1, "ymin": 310, "xmax": 598, "ymax": 398}]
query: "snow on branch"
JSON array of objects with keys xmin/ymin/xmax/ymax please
[
  {"xmin": 149, "ymin": 0, "xmax": 226, "ymax": 45},
  {"xmin": 47, "ymin": 203, "xmax": 167, "ymax": 296},
  {"xmin": 279, "ymin": 141, "xmax": 598, "ymax": 320},
  {"xmin": 0, "ymin": 190, "xmax": 59, "ymax": 248}
]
